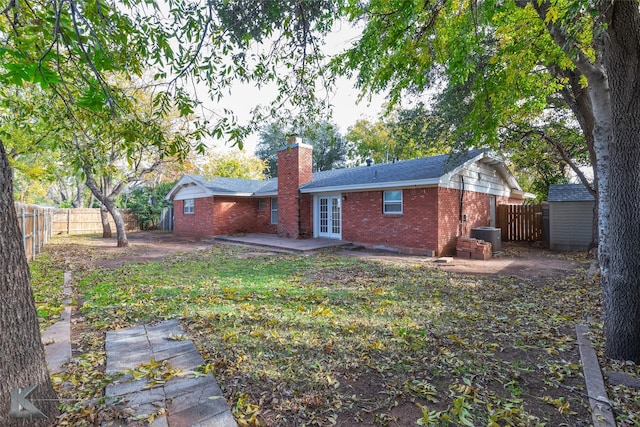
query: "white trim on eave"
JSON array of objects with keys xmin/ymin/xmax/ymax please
[
  {"xmin": 166, "ymin": 175, "xmax": 268, "ymax": 200},
  {"xmin": 439, "ymin": 151, "xmax": 523, "ymax": 192},
  {"xmin": 300, "ymin": 178, "xmax": 441, "ymax": 194},
  {"xmin": 165, "ymin": 177, "xmax": 214, "ymax": 201}
]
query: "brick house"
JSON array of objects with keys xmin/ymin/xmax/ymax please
[{"xmin": 166, "ymin": 142, "xmax": 528, "ymax": 255}]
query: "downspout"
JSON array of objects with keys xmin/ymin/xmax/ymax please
[{"xmin": 459, "ymin": 176, "xmax": 465, "ymax": 236}]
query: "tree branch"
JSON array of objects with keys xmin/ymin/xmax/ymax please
[
  {"xmin": 168, "ymin": 1, "xmax": 213, "ymax": 86},
  {"xmin": 533, "ymin": 129, "xmax": 595, "ymax": 195},
  {"xmin": 529, "ymin": 0, "xmax": 605, "ymax": 81},
  {"xmin": 68, "ymin": 0, "xmax": 116, "ymax": 113},
  {"xmin": 0, "ymin": 0, "xmax": 15, "ymax": 15}
]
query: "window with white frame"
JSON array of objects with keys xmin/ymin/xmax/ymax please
[
  {"xmin": 383, "ymin": 190, "xmax": 402, "ymax": 214},
  {"xmin": 270, "ymin": 197, "xmax": 278, "ymax": 224},
  {"xmin": 258, "ymin": 198, "xmax": 267, "ymax": 211},
  {"xmin": 183, "ymin": 198, "xmax": 194, "ymax": 214}
]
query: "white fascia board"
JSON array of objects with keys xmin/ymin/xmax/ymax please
[
  {"xmin": 439, "ymin": 152, "xmax": 487, "ymax": 184},
  {"xmin": 444, "ymin": 180, "xmax": 513, "ymax": 197},
  {"xmin": 440, "ymin": 152, "xmax": 523, "ymax": 192},
  {"xmin": 165, "ymin": 177, "xmax": 213, "ymax": 200},
  {"xmin": 511, "ymin": 190, "xmax": 537, "ymax": 199},
  {"xmin": 210, "ymin": 192, "xmax": 256, "ymax": 197},
  {"xmin": 300, "ymin": 178, "xmax": 440, "ymax": 194}
]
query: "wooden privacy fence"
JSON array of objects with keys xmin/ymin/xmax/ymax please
[
  {"xmin": 15, "ymin": 204, "xmax": 55, "ymax": 261},
  {"xmin": 52, "ymin": 208, "xmax": 138, "ymax": 235},
  {"xmin": 14, "ymin": 205, "xmax": 139, "ymax": 261},
  {"xmin": 497, "ymin": 204, "xmax": 543, "ymax": 242},
  {"xmin": 159, "ymin": 207, "xmax": 174, "ymax": 231}
]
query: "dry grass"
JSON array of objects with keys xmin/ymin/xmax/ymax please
[{"xmin": 30, "ymin": 234, "xmax": 639, "ymax": 426}]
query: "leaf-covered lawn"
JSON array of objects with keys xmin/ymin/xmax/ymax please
[{"xmin": 30, "ymin": 235, "xmax": 640, "ymax": 426}]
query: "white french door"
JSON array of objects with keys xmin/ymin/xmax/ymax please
[{"xmin": 317, "ymin": 195, "xmax": 342, "ymax": 239}]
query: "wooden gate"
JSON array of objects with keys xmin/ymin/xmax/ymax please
[{"xmin": 497, "ymin": 204, "xmax": 543, "ymax": 242}]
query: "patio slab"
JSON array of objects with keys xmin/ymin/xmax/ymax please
[
  {"xmin": 215, "ymin": 233, "xmax": 351, "ymax": 252},
  {"xmin": 104, "ymin": 319, "xmax": 237, "ymax": 427}
]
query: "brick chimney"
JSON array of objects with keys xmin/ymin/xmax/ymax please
[{"xmin": 277, "ymin": 138, "xmax": 313, "ymax": 238}]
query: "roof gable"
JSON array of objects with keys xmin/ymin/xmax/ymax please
[
  {"xmin": 165, "ymin": 174, "xmax": 277, "ymax": 200},
  {"xmin": 548, "ymin": 184, "xmax": 595, "ymax": 202}
]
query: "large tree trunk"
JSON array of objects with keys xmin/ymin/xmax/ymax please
[
  {"xmin": 564, "ymin": 69, "xmax": 599, "ymax": 247},
  {"xmin": 602, "ymin": 3, "xmax": 640, "ymax": 362},
  {"xmin": 72, "ymin": 180, "xmax": 85, "ymax": 208},
  {"xmin": 0, "ymin": 140, "xmax": 59, "ymax": 425},
  {"xmin": 100, "ymin": 205, "xmax": 112, "ymax": 238},
  {"xmin": 83, "ymin": 167, "xmax": 129, "ymax": 247},
  {"xmin": 535, "ymin": 1, "xmax": 605, "ymax": 250}
]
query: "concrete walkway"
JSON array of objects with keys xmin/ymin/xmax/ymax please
[
  {"xmin": 104, "ymin": 319, "xmax": 236, "ymax": 427},
  {"xmin": 215, "ymin": 233, "xmax": 351, "ymax": 252},
  {"xmin": 42, "ymin": 272, "xmax": 72, "ymax": 374}
]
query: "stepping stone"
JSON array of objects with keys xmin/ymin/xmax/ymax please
[
  {"xmin": 104, "ymin": 319, "xmax": 237, "ymax": 427},
  {"xmin": 43, "ymin": 271, "xmax": 73, "ymax": 374}
]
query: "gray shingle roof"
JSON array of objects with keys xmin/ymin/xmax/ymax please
[
  {"xmin": 302, "ymin": 149, "xmax": 485, "ymax": 190},
  {"xmin": 173, "ymin": 150, "xmax": 486, "ymax": 198},
  {"xmin": 548, "ymin": 184, "xmax": 595, "ymax": 202},
  {"xmin": 189, "ymin": 175, "xmax": 277, "ymax": 195}
]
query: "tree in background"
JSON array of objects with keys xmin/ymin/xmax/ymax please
[
  {"xmin": 256, "ymin": 121, "xmax": 349, "ymax": 177},
  {"xmin": 1, "ymin": 86, "xmax": 64, "ymax": 205},
  {"xmin": 347, "ymin": 103, "xmax": 449, "ymax": 165},
  {"xmin": 255, "ymin": 123, "xmax": 287, "ymax": 176},
  {"xmin": 345, "ymin": 119, "xmax": 391, "ymax": 165},
  {"xmin": 119, "ymin": 182, "xmax": 175, "ymax": 230},
  {"xmin": 419, "ymin": 50, "xmax": 594, "ymax": 205},
  {"xmin": 200, "ymin": 150, "xmax": 266, "ymax": 180}
]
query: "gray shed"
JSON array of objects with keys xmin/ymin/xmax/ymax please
[{"xmin": 548, "ymin": 184, "xmax": 595, "ymax": 251}]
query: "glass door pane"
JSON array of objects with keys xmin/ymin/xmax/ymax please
[{"xmin": 320, "ymin": 198, "xmax": 328, "ymax": 233}]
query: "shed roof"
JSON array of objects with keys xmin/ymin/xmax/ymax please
[{"xmin": 548, "ymin": 184, "xmax": 595, "ymax": 202}]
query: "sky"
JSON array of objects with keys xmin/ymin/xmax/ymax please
[
  {"xmin": 215, "ymin": 77, "xmax": 387, "ymax": 154},
  {"xmin": 210, "ymin": 23, "xmax": 388, "ymax": 154}
]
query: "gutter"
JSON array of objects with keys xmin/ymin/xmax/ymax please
[{"xmin": 300, "ymin": 178, "xmax": 441, "ymax": 194}]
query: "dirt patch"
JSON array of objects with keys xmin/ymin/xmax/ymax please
[
  {"xmin": 340, "ymin": 242, "xmax": 590, "ymax": 280},
  {"xmin": 90, "ymin": 231, "xmax": 218, "ymax": 268},
  {"xmin": 86, "ymin": 231, "xmax": 589, "ymax": 280}
]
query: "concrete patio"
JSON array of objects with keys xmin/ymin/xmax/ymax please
[{"xmin": 214, "ymin": 233, "xmax": 352, "ymax": 252}]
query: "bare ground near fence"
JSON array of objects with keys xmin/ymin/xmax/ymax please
[
  {"xmin": 15, "ymin": 205, "xmax": 139, "ymax": 261},
  {"xmin": 52, "ymin": 208, "xmax": 138, "ymax": 235}
]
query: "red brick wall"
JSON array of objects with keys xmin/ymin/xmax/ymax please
[
  {"xmin": 173, "ymin": 197, "xmax": 215, "ymax": 237},
  {"xmin": 341, "ymin": 188, "xmax": 440, "ymax": 255},
  {"xmin": 299, "ymin": 193, "xmax": 313, "ymax": 238},
  {"xmin": 257, "ymin": 198, "xmax": 278, "ymax": 234},
  {"xmin": 502, "ymin": 196, "xmax": 523, "ymax": 205},
  {"xmin": 437, "ymin": 188, "xmax": 491, "ymax": 256},
  {"xmin": 174, "ymin": 196, "xmax": 276, "ymax": 237},
  {"xmin": 338, "ymin": 187, "xmax": 514, "ymax": 256},
  {"xmin": 436, "ymin": 190, "xmax": 522, "ymax": 255},
  {"xmin": 277, "ymin": 144, "xmax": 313, "ymax": 238},
  {"xmin": 212, "ymin": 197, "xmax": 275, "ymax": 235}
]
